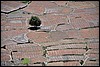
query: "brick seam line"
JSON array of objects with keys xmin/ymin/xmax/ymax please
[
  {"xmin": 1, "ymin": 1, "xmax": 31, "ymax": 14},
  {"xmin": 81, "ymin": 55, "xmax": 89, "ymax": 66}
]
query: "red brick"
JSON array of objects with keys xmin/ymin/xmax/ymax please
[
  {"xmin": 68, "ymin": 1, "xmax": 95, "ymax": 9},
  {"xmin": 47, "ymin": 49, "xmax": 86, "ymax": 56},
  {"xmin": 90, "ymin": 1, "xmax": 99, "ymax": 7},
  {"xmin": 45, "ymin": 7, "xmax": 61, "ymax": 14},
  {"xmin": 33, "ymin": 36, "xmax": 52, "ymax": 43},
  {"xmin": 1, "ymin": 39, "xmax": 17, "ymax": 47},
  {"xmin": 56, "ymin": 25, "xmax": 67, "ymax": 31},
  {"xmin": 45, "ymin": 6, "xmax": 73, "ymax": 15},
  {"xmin": 6, "ymin": 44, "xmax": 43, "ymax": 52},
  {"xmin": 1, "ymin": 13, "xmax": 7, "ymax": 20},
  {"xmin": 86, "ymin": 49, "xmax": 99, "ymax": 54},
  {"xmin": 47, "ymin": 56, "xmax": 63, "ymax": 62},
  {"xmin": 1, "ymin": 26, "xmax": 5, "ymax": 31},
  {"xmin": 28, "ymin": 63, "xmax": 42, "ymax": 66},
  {"xmin": 56, "ymin": 24, "xmax": 73, "ymax": 31},
  {"xmin": 41, "ymin": 41, "xmax": 60, "ymax": 47},
  {"xmin": 26, "ymin": 31, "xmax": 51, "ymax": 43},
  {"xmin": 1, "ymin": 20, "xmax": 8, "ymax": 26},
  {"xmin": 53, "ymin": 39, "xmax": 84, "ymax": 46},
  {"xmin": 61, "ymin": 7, "xmax": 73, "ymax": 14},
  {"xmin": 83, "ymin": 61, "xmax": 99, "ymax": 66},
  {"xmin": 23, "ymin": 1, "xmax": 57, "ymax": 15},
  {"xmin": 1, "ymin": 1, "xmax": 26, "ymax": 12},
  {"xmin": 54, "ymin": 1, "xmax": 68, "ymax": 6},
  {"xmin": 89, "ymin": 28, "xmax": 99, "ymax": 38},
  {"xmin": 27, "ymin": 31, "xmax": 49, "ymax": 39},
  {"xmin": 49, "ymin": 31, "xmax": 68, "ymax": 41},
  {"xmin": 73, "ymin": 7, "xmax": 99, "ymax": 14},
  {"xmin": 70, "ymin": 18, "xmax": 90, "ymax": 29},
  {"xmin": 42, "ymin": 39, "xmax": 85, "ymax": 47},
  {"xmin": 39, "ymin": 14, "xmax": 68, "ymax": 26},
  {"xmin": 12, "ymin": 51, "xmax": 43, "ymax": 59},
  {"xmin": 1, "ymin": 48, "xmax": 11, "ymax": 55},
  {"xmin": 1, "ymin": 29, "xmax": 28, "ymax": 40},
  {"xmin": 47, "ymin": 55, "xmax": 85, "ymax": 62},
  {"xmin": 79, "ymin": 29, "xmax": 92, "ymax": 38},
  {"xmin": 23, "ymin": 4, "xmax": 44, "ymax": 15},
  {"xmin": 47, "ymin": 44, "xmax": 86, "ymax": 50},
  {"xmin": 87, "ymin": 54, "xmax": 99, "ymax": 58},
  {"xmin": 83, "ymin": 14, "xmax": 99, "ymax": 22},
  {"xmin": 47, "ymin": 62, "xmax": 64, "ymax": 66},
  {"xmin": 63, "ymin": 61, "xmax": 80, "ymax": 66},
  {"xmin": 67, "ymin": 30, "xmax": 80, "ymax": 38},
  {"xmin": 1, "ymin": 54, "xmax": 11, "ymax": 61},
  {"xmin": 71, "ymin": 39, "xmax": 86, "ymax": 43},
  {"xmin": 87, "ymin": 43, "xmax": 99, "ymax": 49},
  {"xmin": 30, "ymin": 56, "xmax": 47, "ymax": 63},
  {"xmin": 2, "ymin": 1, "xmax": 25, "ymax": 8}
]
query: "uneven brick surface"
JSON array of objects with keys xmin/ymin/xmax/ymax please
[
  {"xmin": 63, "ymin": 61, "xmax": 81, "ymax": 66},
  {"xmin": 47, "ymin": 49, "xmax": 86, "ymax": 56},
  {"xmin": 1, "ymin": 1, "xmax": 99, "ymax": 66}
]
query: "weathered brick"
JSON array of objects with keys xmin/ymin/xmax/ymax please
[
  {"xmin": 47, "ymin": 49, "xmax": 86, "ymax": 56},
  {"xmin": 12, "ymin": 51, "xmax": 43, "ymax": 59},
  {"xmin": 79, "ymin": 29, "xmax": 92, "ymax": 38},
  {"xmin": 63, "ymin": 61, "xmax": 80, "ymax": 66},
  {"xmin": 68, "ymin": 1, "xmax": 95, "ymax": 9},
  {"xmin": 27, "ymin": 31, "xmax": 49, "ymax": 40},
  {"xmin": 87, "ymin": 54, "xmax": 99, "ymax": 59},
  {"xmin": 1, "ymin": 29, "xmax": 28, "ymax": 40},
  {"xmin": 33, "ymin": 36, "xmax": 52, "ymax": 43},
  {"xmin": 56, "ymin": 24, "xmax": 73, "ymax": 31},
  {"xmin": 73, "ymin": 7, "xmax": 99, "ymax": 14},
  {"xmin": 70, "ymin": 39, "xmax": 86, "ymax": 43},
  {"xmin": 54, "ymin": 1, "xmax": 68, "ymax": 6},
  {"xmin": 23, "ymin": 1, "xmax": 57, "ymax": 15},
  {"xmin": 30, "ymin": 56, "xmax": 47, "ymax": 63},
  {"xmin": 47, "ymin": 55, "xmax": 86, "ymax": 62},
  {"xmin": 1, "ymin": 1, "xmax": 26, "ymax": 12},
  {"xmin": 1, "ymin": 54, "xmax": 11, "ymax": 61},
  {"xmin": 83, "ymin": 14, "xmax": 99, "ymax": 22},
  {"xmin": 26, "ymin": 31, "xmax": 51, "ymax": 43},
  {"xmin": 70, "ymin": 18, "xmax": 90, "ymax": 29},
  {"xmin": 45, "ymin": 6, "xmax": 73, "ymax": 15},
  {"xmin": 39, "ymin": 14, "xmax": 68, "ymax": 26},
  {"xmin": 1, "ymin": 48, "xmax": 11, "ymax": 55},
  {"xmin": 86, "ymin": 49, "xmax": 99, "ymax": 54},
  {"xmin": 66, "ymin": 29, "xmax": 80, "ymax": 38},
  {"xmin": 28, "ymin": 63, "xmax": 42, "ymax": 66},
  {"xmin": 87, "ymin": 43, "xmax": 99, "ymax": 49},
  {"xmin": 1, "ymin": 20, "xmax": 8, "ymax": 26},
  {"xmin": 47, "ymin": 62, "xmax": 64, "ymax": 66},
  {"xmin": 6, "ymin": 44, "xmax": 43, "ymax": 52},
  {"xmin": 1, "ymin": 39, "xmax": 17, "ymax": 47},
  {"xmin": 49, "ymin": 31, "xmax": 68, "ymax": 41},
  {"xmin": 90, "ymin": 1, "xmax": 99, "ymax": 7},
  {"xmin": 47, "ymin": 44, "xmax": 86, "ymax": 50},
  {"xmin": 89, "ymin": 28, "xmax": 99, "ymax": 38},
  {"xmin": 83, "ymin": 61, "xmax": 99, "ymax": 66}
]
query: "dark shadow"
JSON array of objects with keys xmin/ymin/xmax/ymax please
[
  {"xmin": 28, "ymin": 27, "xmax": 40, "ymax": 30},
  {"xmin": 1, "ymin": 45, "xmax": 6, "ymax": 49}
]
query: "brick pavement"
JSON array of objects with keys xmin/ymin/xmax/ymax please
[{"xmin": 1, "ymin": 1, "xmax": 99, "ymax": 66}]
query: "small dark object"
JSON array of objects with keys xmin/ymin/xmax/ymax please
[
  {"xmin": 28, "ymin": 27, "xmax": 40, "ymax": 30},
  {"xmin": 80, "ymin": 60, "xmax": 84, "ymax": 65},
  {"xmin": 29, "ymin": 16, "xmax": 41, "ymax": 27}
]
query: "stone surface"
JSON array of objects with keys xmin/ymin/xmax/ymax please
[
  {"xmin": 68, "ymin": 1, "xmax": 96, "ymax": 9},
  {"xmin": 1, "ymin": 1, "xmax": 99, "ymax": 66},
  {"xmin": 12, "ymin": 34, "xmax": 29, "ymax": 44}
]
